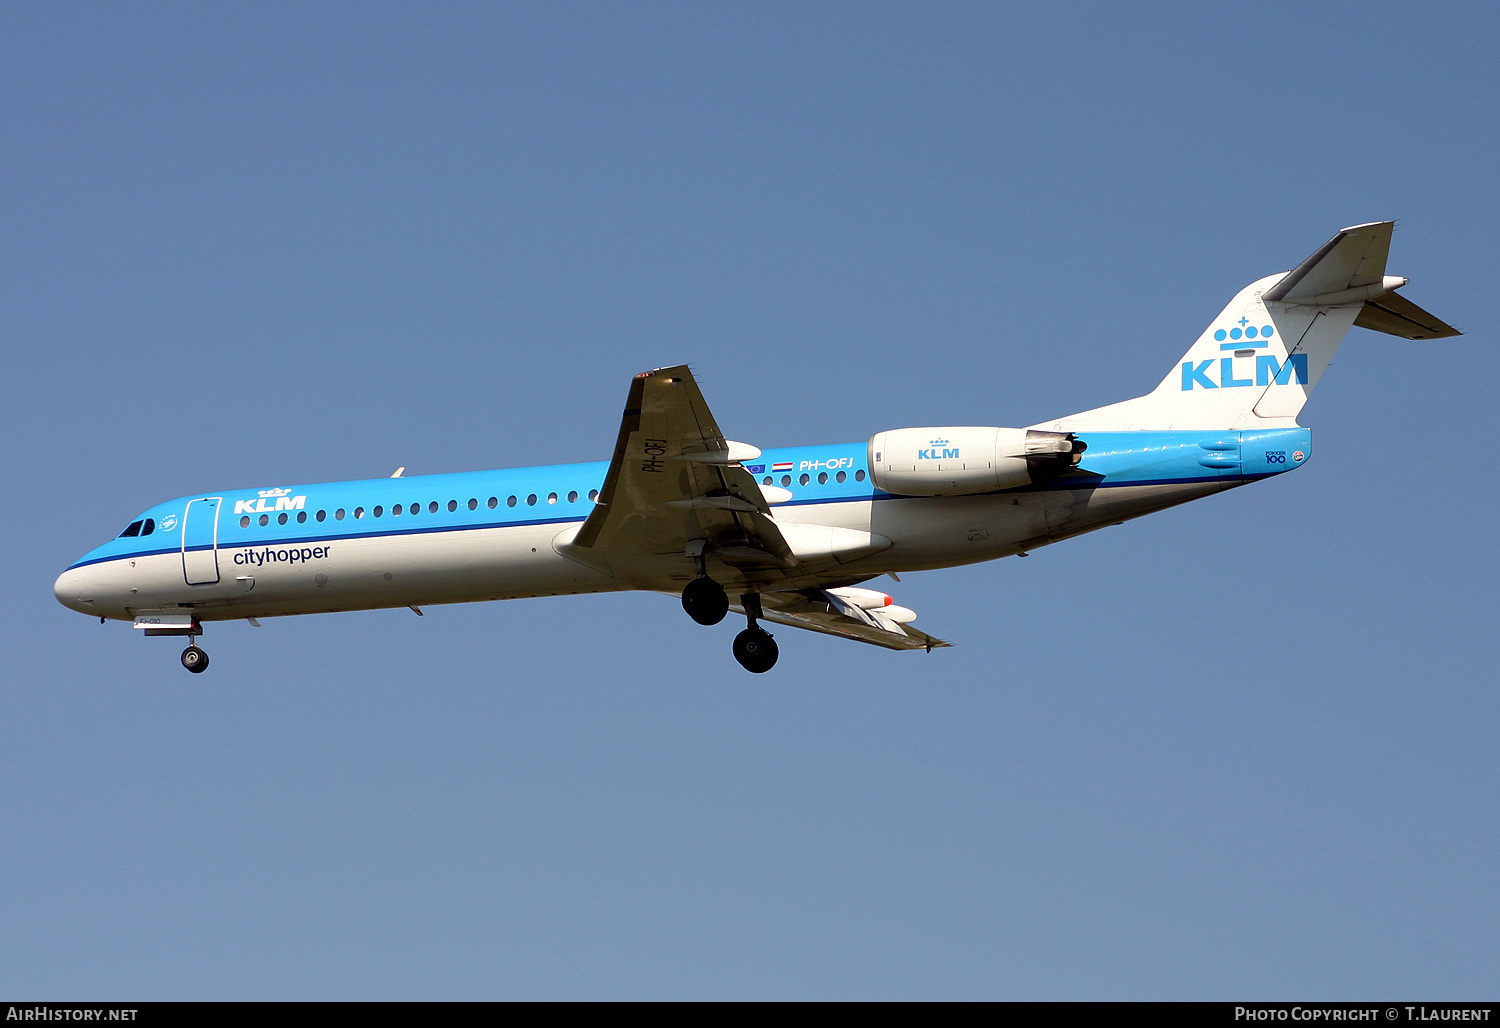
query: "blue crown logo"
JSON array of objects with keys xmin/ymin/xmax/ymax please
[
  {"xmin": 929, "ymin": 438, "xmax": 949, "ymax": 447},
  {"xmin": 1215, "ymin": 316, "xmax": 1274, "ymax": 349}
]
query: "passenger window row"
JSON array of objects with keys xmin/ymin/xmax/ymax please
[
  {"xmin": 762, "ymin": 470, "xmax": 865, "ymax": 488},
  {"xmin": 237, "ymin": 489, "xmax": 600, "ymax": 529}
]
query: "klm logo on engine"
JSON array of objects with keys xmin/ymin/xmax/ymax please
[
  {"xmin": 233, "ymin": 487, "xmax": 307, "ymax": 516},
  {"xmin": 918, "ymin": 438, "xmax": 959, "ymax": 460},
  {"xmin": 1181, "ymin": 318, "xmax": 1308, "ymax": 391}
]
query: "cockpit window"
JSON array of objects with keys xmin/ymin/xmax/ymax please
[
  {"xmin": 120, "ymin": 521, "xmax": 143, "ymax": 538},
  {"xmin": 141, "ymin": 518, "xmax": 155, "ymax": 536}
]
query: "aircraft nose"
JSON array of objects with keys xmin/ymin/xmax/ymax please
[{"xmin": 53, "ymin": 565, "xmax": 98, "ymax": 614}]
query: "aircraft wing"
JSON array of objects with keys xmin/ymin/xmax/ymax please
[
  {"xmin": 741, "ymin": 589, "xmax": 952, "ymax": 652},
  {"xmin": 570, "ymin": 366, "xmax": 795, "ymax": 566}
]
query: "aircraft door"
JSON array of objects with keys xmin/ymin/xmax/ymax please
[{"xmin": 181, "ymin": 497, "xmax": 222, "ymax": 585}]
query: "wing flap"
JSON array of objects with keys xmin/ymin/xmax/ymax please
[{"xmin": 743, "ymin": 589, "xmax": 952, "ymax": 652}]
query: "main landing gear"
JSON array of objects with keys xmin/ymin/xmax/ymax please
[
  {"xmin": 681, "ymin": 576, "xmax": 778, "ymax": 673},
  {"xmin": 733, "ymin": 624, "xmax": 778, "ymax": 674},
  {"xmin": 733, "ymin": 592, "xmax": 778, "ymax": 673},
  {"xmin": 681, "ymin": 575, "xmax": 729, "ymax": 625}
]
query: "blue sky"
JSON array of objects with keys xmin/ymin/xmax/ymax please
[{"xmin": 3, "ymin": 1, "xmax": 1496, "ymax": 999}]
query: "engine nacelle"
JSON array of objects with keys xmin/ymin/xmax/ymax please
[{"xmin": 867, "ymin": 426, "xmax": 1084, "ymax": 497}]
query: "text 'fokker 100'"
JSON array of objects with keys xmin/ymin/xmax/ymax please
[{"xmin": 55, "ymin": 223, "xmax": 1457, "ymax": 673}]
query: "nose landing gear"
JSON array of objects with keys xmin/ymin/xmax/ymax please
[
  {"xmin": 180, "ymin": 642, "xmax": 209, "ymax": 673},
  {"xmin": 140, "ymin": 614, "xmax": 210, "ymax": 673}
]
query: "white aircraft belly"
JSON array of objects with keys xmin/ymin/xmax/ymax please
[
  {"xmin": 835, "ymin": 480, "xmax": 1227, "ymax": 575},
  {"xmin": 111, "ymin": 523, "xmax": 621, "ymax": 622},
  {"xmin": 852, "ymin": 494, "xmax": 1052, "ymax": 571}
]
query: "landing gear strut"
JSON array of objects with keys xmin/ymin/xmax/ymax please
[
  {"xmin": 180, "ymin": 642, "xmax": 209, "ymax": 673},
  {"xmin": 733, "ymin": 593, "xmax": 778, "ymax": 673}
]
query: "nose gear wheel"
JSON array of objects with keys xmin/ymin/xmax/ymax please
[{"xmin": 180, "ymin": 645, "xmax": 210, "ymax": 674}]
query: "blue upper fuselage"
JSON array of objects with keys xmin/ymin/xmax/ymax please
[{"xmin": 66, "ymin": 427, "xmax": 1311, "ymax": 571}]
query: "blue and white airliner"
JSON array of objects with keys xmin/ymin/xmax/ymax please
[{"xmin": 54, "ymin": 223, "xmax": 1457, "ymax": 673}]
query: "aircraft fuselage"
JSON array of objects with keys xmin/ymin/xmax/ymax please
[{"xmin": 55, "ymin": 427, "xmax": 1310, "ymax": 625}]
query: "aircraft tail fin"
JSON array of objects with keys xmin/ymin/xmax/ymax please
[{"xmin": 1042, "ymin": 222, "xmax": 1459, "ymax": 432}]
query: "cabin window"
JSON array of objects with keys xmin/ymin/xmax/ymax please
[
  {"xmin": 316, "ymin": 510, "xmax": 327, "ymax": 522},
  {"xmin": 781, "ymin": 475, "xmax": 791, "ymax": 487},
  {"xmin": 428, "ymin": 501, "xmax": 438, "ymax": 514},
  {"xmin": 588, "ymin": 489, "xmax": 598, "ymax": 502},
  {"xmin": 467, "ymin": 498, "xmax": 478, "ymax": 511},
  {"xmin": 547, "ymin": 492, "xmax": 558, "ymax": 504},
  {"xmin": 488, "ymin": 497, "xmax": 497, "ymax": 509},
  {"xmin": 391, "ymin": 503, "xmax": 401, "ymax": 516},
  {"xmin": 507, "ymin": 495, "xmax": 517, "ymax": 507},
  {"xmin": 763, "ymin": 476, "xmax": 772, "ymax": 485},
  {"xmin": 375, "ymin": 506, "xmax": 386, "ymax": 517},
  {"xmin": 297, "ymin": 511, "xmax": 307, "ymax": 523},
  {"xmin": 836, "ymin": 471, "xmax": 846, "ymax": 483},
  {"xmin": 354, "ymin": 508, "xmax": 365, "ymax": 519},
  {"xmin": 818, "ymin": 472, "xmax": 828, "ymax": 485},
  {"xmin": 447, "ymin": 500, "xmax": 457, "ymax": 512},
  {"xmin": 799, "ymin": 474, "xmax": 810, "ymax": 486},
  {"xmin": 240, "ymin": 516, "xmax": 251, "ymax": 528},
  {"xmin": 568, "ymin": 491, "xmax": 578, "ymax": 503},
  {"xmin": 260, "ymin": 514, "xmax": 270, "ymax": 526},
  {"xmin": 278, "ymin": 512, "xmax": 288, "ymax": 525},
  {"xmin": 526, "ymin": 494, "xmax": 537, "ymax": 506},
  {"xmin": 120, "ymin": 521, "xmax": 142, "ymax": 538},
  {"xmin": 336, "ymin": 509, "xmax": 346, "ymax": 521},
  {"xmin": 855, "ymin": 470, "xmax": 866, "ymax": 482}
]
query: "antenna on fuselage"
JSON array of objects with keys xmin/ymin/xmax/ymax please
[{"xmin": 391, "ymin": 467, "xmax": 405, "ymax": 478}]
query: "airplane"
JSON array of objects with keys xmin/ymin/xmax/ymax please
[{"xmin": 53, "ymin": 222, "xmax": 1458, "ymax": 674}]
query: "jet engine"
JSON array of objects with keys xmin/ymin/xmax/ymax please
[{"xmin": 867, "ymin": 427, "xmax": 1085, "ymax": 496}]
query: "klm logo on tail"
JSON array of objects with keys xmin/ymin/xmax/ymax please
[{"xmin": 1182, "ymin": 318, "xmax": 1308, "ymax": 391}]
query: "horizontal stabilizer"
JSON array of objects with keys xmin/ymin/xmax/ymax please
[
  {"xmin": 1355, "ymin": 291, "xmax": 1461, "ymax": 339},
  {"xmin": 1262, "ymin": 222, "xmax": 1394, "ymax": 303}
]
